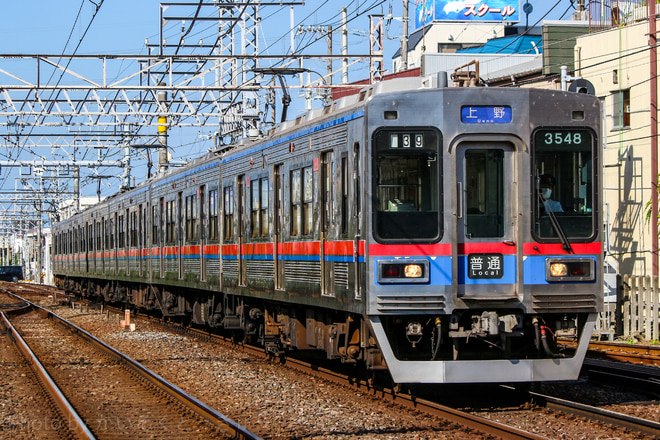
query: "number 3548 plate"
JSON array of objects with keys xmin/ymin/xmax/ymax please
[{"xmin": 468, "ymin": 253, "xmax": 504, "ymax": 279}]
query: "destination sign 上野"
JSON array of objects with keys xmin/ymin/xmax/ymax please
[{"xmin": 461, "ymin": 106, "xmax": 512, "ymax": 124}]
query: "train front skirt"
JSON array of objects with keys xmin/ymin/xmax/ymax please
[{"xmin": 368, "ymin": 313, "xmax": 596, "ymax": 383}]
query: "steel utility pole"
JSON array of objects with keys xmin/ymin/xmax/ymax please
[{"xmin": 401, "ymin": 0, "xmax": 409, "ymax": 71}]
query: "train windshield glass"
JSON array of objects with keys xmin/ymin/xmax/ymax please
[
  {"xmin": 533, "ymin": 128, "xmax": 595, "ymax": 240},
  {"xmin": 372, "ymin": 129, "xmax": 441, "ymax": 242}
]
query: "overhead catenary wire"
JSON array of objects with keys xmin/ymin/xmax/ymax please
[{"xmin": 2, "ymin": 0, "xmax": 105, "ymax": 220}]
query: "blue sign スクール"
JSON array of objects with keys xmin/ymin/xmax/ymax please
[
  {"xmin": 414, "ymin": 0, "xmax": 520, "ymax": 28},
  {"xmin": 461, "ymin": 106, "xmax": 512, "ymax": 124}
]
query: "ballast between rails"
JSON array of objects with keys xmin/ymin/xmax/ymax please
[
  {"xmin": 0, "ymin": 309, "xmax": 95, "ymax": 440},
  {"xmin": 2, "ymin": 290, "xmax": 262, "ymax": 440}
]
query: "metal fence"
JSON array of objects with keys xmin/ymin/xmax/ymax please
[{"xmin": 587, "ymin": 0, "xmax": 654, "ymax": 30}]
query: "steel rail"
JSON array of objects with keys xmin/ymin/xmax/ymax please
[
  {"xmin": 279, "ymin": 356, "xmax": 551, "ymax": 440},
  {"xmin": 5, "ymin": 292, "xmax": 262, "ymax": 440},
  {"xmin": 0, "ymin": 310, "xmax": 96, "ymax": 440},
  {"xmin": 530, "ymin": 391, "xmax": 660, "ymax": 438}
]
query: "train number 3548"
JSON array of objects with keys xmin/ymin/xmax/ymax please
[{"xmin": 544, "ymin": 131, "xmax": 583, "ymax": 145}]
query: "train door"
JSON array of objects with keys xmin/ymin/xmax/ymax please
[
  {"xmin": 199, "ymin": 185, "xmax": 206, "ymax": 282},
  {"xmin": 138, "ymin": 204, "xmax": 144, "ymax": 277},
  {"xmin": 159, "ymin": 198, "xmax": 165, "ymax": 278},
  {"xmin": 455, "ymin": 142, "xmax": 517, "ymax": 299},
  {"xmin": 320, "ymin": 151, "xmax": 334, "ymax": 296},
  {"xmin": 114, "ymin": 212, "xmax": 118, "ymax": 274},
  {"xmin": 177, "ymin": 191, "xmax": 183, "ymax": 279},
  {"xmin": 353, "ymin": 142, "xmax": 362, "ymax": 300},
  {"xmin": 85, "ymin": 222, "xmax": 91, "ymax": 273},
  {"xmin": 273, "ymin": 165, "xmax": 283, "ymax": 290},
  {"xmin": 237, "ymin": 175, "xmax": 246, "ymax": 286},
  {"xmin": 101, "ymin": 217, "xmax": 105, "ymax": 273},
  {"xmin": 125, "ymin": 208, "xmax": 130, "ymax": 275}
]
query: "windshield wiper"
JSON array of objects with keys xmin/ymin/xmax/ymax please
[{"xmin": 540, "ymin": 195, "xmax": 574, "ymax": 254}]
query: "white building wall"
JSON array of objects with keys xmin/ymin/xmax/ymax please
[
  {"xmin": 576, "ymin": 21, "xmax": 656, "ymax": 275},
  {"xmin": 396, "ymin": 22, "xmax": 506, "ymax": 72}
]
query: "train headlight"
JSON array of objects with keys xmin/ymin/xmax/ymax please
[
  {"xmin": 377, "ymin": 259, "xmax": 429, "ymax": 284},
  {"xmin": 550, "ymin": 263, "xmax": 568, "ymax": 277},
  {"xmin": 404, "ymin": 264, "xmax": 423, "ymax": 278},
  {"xmin": 545, "ymin": 258, "xmax": 595, "ymax": 282}
]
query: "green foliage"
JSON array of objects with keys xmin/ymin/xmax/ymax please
[{"xmin": 645, "ymin": 184, "xmax": 660, "ymax": 236}]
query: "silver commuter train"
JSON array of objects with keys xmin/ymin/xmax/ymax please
[{"xmin": 52, "ymin": 76, "xmax": 603, "ymax": 384}]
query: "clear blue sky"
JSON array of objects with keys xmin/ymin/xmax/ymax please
[
  {"xmin": 0, "ymin": 0, "xmax": 575, "ymax": 200},
  {"xmin": 0, "ymin": 1, "xmax": 573, "ymax": 61}
]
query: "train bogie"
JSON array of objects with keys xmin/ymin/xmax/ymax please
[{"xmin": 53, "ymin": 76, "xmax": 602, "ymax": 384}]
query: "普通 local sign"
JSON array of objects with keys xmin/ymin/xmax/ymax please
[{"xmin": 415, "ymin": 0, "xmax": 520, "ymax": 28}]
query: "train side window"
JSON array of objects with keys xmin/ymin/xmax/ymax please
[
  {"xmin": 252, "ymin": 177, "xmax": 269, "ymax": 238},
  {"xmin": 321, "ymin": 152, "xmax": 334, "ymax": 235},
  {"xmin": 103, "ymin": 218, "xmax": 107, "ymax": 250},
  {"xmin": 290, "ymin": 166, "xmax": 313, "ymax": 236},
  {"xmin": 291, "ymin": 169, "xmax": 301, "ymax": 236},
  {"xmin": 152, "ymin": 205, "xmax": 159, "ymax": 245},
  {"xmin": 223, "ymin": 186, "xmax": 234, "ymax": 240},
  {"xmin": 138, "ymin": 206, "xmax": 144, "ymax": 248},
  {"xmin": 130, "ymin": 209, "xmax": 138, "ymax": 247},
  {"xmin": 95, "ymin": 221, "xmax": 100, "ymax": 251},
  {"xmin": 118, "ymin": 214, "xmax": 125, "ymax": 248},
  {"xmin": 209, "ymin": 189, "xmax": 218, "ymax": 241},
  {"xmin": 88, "ymin": 224, "xmax": 93, "ymax": 252},
  {"xmin": 165, "ymin": 200, "xmax": 176, "ymax": 244},
  {"xmin": 251, "ymin": 180, "xmax": 260, "ymax": 238},
  {"xmin": 110, "ymin": 217, "xmax": 115, "ymax": 249},
  {"xmin": 185, "ymin": 194, "xmax": 197, "ymax": 242},
  {"xmin": 303, "ymin": 166, "xmax": 313, "ymax": 235}
]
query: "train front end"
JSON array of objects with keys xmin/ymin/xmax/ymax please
[{"xmin": 364, "ymin": 84, "xmax": 602, "ymax": 383}]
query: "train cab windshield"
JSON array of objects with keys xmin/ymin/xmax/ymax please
[
  {"xmin": 532, "ymin": 128, "xmax": 596, "ymax": 241},
  {"xmin": 372, "ymin": 129, "xmax": 441, "ymax": 242}
]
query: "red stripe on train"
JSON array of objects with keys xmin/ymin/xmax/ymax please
[
  {"xmin": 522, "ymin": 242, "xmax": 602, "ymax": 255},
  {"xmin": 368, "ymin": 243, "xmax": 451, "ymax": 257}
]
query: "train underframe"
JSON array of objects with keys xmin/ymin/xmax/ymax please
[{"xmin": 56, "ymin": 275, "xmax": 587, "ymax": 378}]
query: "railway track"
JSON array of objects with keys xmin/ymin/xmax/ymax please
[
  {"xmin": 104, "ymin": 307, "xmax": 550, "ymax": 439},
  {"xmin": 7, "ymin": 284, "xmax": 660, "ymax": 439},
  {"xmin": 145, "ymin": 310, "xmax": 660, "ymax": 440},
  {"xmin": 527, "ymin": 389, "xmax": 660, "ymax": 438},
  {"xmin": 587, "ymin": 340, "xmax": 660, "ymax": 366},
  {"xmin": 0, "ymin": 293, "xmax": 260, "ymax": 440},
  {"xmin": 0, "ymin": 311, "xmax": 69, "ymax": 439}
]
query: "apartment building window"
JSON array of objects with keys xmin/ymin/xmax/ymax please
[{"xmin": 612, "ymin": 89, "xmax": 630, "ymax": 129}]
